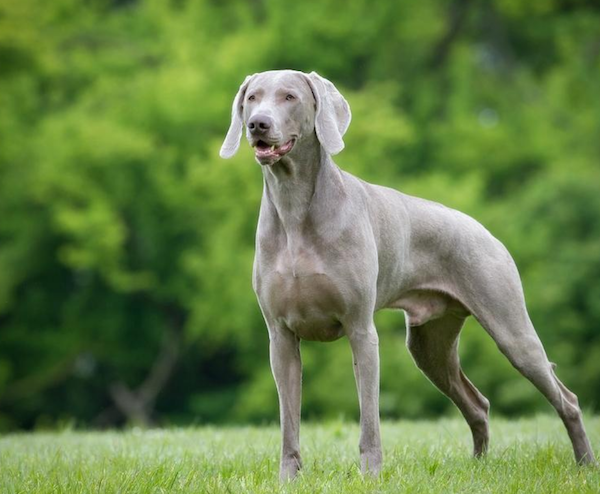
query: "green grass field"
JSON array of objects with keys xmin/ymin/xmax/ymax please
[{"xmin": 1, "ymin": 416, "xmax": 598, "ymax": 493}]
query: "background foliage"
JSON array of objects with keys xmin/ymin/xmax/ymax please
[{"xmin": 0, "ymin": 0, "xmax": 599, "ymax": 430}]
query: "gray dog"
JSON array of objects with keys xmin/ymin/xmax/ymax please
[{"xmin": 220, "ymin": 69, "xmax": 596, "ymax": 480}]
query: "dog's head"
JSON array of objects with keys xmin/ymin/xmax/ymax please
[{"xmin": 220, "ymin": 70, "xmax": 351, "ymax": 166}]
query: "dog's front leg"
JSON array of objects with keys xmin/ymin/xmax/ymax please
[
  {"xmin": 348, "ymin": 324, "xmax": 382, "ymax": 475},
  {"xmin": 269, "ymin": 327, "xmax": 302, "ymax": 481}
]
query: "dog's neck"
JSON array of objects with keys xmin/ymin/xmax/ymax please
[{"xmin": 261, "ymin": 134, "xmax": 343, "ymax": 234}]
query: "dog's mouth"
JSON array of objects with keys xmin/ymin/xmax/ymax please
[{"xmin": 253, "ymin": 139, "xmax": 295, "ymax": 164}]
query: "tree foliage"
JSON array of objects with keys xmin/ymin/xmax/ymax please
[{"xmin": 0, "ymin": 0, "xmax": 599, "ymax": 429}]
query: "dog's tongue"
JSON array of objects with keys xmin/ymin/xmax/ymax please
[{"xmin": 255, "ymin": 140, "xmax": 294, "ymax": 159}]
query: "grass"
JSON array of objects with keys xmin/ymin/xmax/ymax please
[{"xmin": 0, "ymin": 416, "xmax": 599, "ymax": 493}]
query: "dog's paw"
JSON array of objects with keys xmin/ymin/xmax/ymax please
[
  {"xmin": 360, "ymin": 448, "xmax": 382, "ymax": 476},
  {"xmin": 279, "ymin": 454, "xmax": 302, "ymax": 481}
]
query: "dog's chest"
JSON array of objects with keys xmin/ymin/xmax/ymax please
[{"xmin": 256, "ymin": 244, "xmax": 346, "ymax": 341}]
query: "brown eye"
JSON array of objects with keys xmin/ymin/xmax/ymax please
[
  {"xmin": 248, "ymin": 94, "xmax": 256, "ymax": 101},
  {"xmin": 285, "ymin": 94, "xmax": 295, "ymax": 101}
]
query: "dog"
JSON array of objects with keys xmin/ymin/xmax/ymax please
[{"xmin": 220, "ymin": 69, "xmax": 596, "ymax": 480}]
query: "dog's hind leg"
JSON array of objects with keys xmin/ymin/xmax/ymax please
[
  {"xmin": 476, "ymin": 304, "xmax": 596, "ymax": 464},
  {"xmin": 463, "ymin": 259, "xmax": 597, "ymax": 465},
  {"xmin": 406, "ymin": 314, "xmax": 490, "ymax": 457}
]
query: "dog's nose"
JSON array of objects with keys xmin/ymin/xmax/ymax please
[{"xmin": 248, "ymin": 114, "xmax": 273, "ymax": 135}]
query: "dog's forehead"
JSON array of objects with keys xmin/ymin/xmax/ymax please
[{"xmin": 248, "ymin": 71, "xmax": 312, "ymax": 96}]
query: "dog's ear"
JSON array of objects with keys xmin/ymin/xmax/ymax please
[
  {"xmin": 220, "ymin": 74, "xmax": 254, "ymax": 159},
  {"xmin": 304, "ymin": 71, "xmax": 351, "ymax": 156}
]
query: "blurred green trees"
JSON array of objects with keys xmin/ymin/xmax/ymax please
[{"xmin": 0, "ymin": 0, "xmax": 599, "ymax": 430}]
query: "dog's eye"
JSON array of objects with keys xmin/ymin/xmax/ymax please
[
  {"xmin": 285, "ymin": 94, "xmax": 295, "ymax": 101},
  {"xmin": 248, "ymin": 94, "xmax": 256, "ymax": 101}
]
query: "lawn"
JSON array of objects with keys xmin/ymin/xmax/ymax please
[{"xmin": 1, "ymin": 416, "xmax": 598, "ymax": 493}]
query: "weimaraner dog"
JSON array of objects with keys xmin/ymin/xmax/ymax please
[{"xmin": 220, "ymin": 69, "xmax": 596, "ymax": 480}]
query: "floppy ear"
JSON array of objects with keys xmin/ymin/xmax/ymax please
[
  {"xmin": 220, "ymin": 74, "xmax": 254, "ymax": 159},
  {"xmin": 304, "ymin": 71, "xmax": 352, "ymax": 156}
]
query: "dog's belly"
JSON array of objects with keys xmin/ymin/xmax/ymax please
[{"xmin": 262, "ymin": 270, "xmax": 346, "ymax": 342}]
